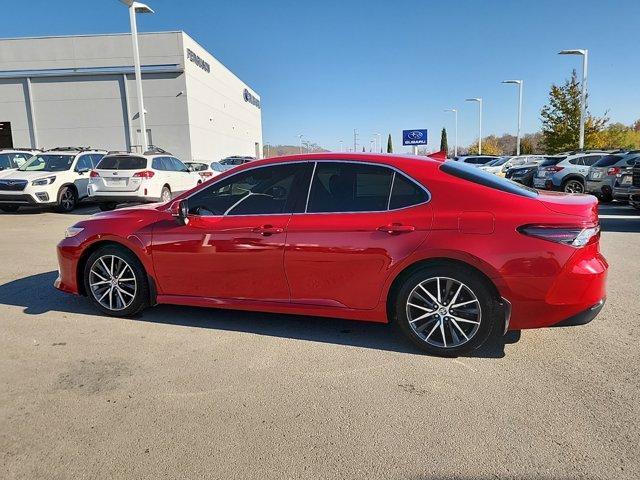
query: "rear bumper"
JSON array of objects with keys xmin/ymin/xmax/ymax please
[
  {"xmin": 504, "ymin": 243, "xmax": 608, "ymax": 330},
  {"xmin": 553, "ymin": 298, "xmax": 605, "ymax": 327},
  {"xmin": 89, "ymin": 194, "xmax": 161, "ymax": 204},
  {"xmin": 585, "ymin": 180, "xmax": 613, "ymax": 196}
]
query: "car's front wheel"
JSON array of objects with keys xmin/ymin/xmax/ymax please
[
  {"xmin": 55, "ymin": 186, "xmax": 77, "ymax": 212},
  {"xmin": 394, "ymin": 264, "xmax": 499, "ymax": 356},
  {"xmin": 83, "ymin": 245, "xmax": 149, "ymax": 316}
]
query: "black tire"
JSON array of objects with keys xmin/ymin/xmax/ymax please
[
  {"xmin": 599, "ymin": 195, "xmax": 613, "ymax": 203},
  {"xmin": 83, "ymin": 245, "xmax": 149, "ymax": 317},
  {"xmin": 631, "ymin": 202, "xmax": 640, "ymax": 211},
  {"xmin": 0, "ymin": 205, "xmax": 19, "ymax": 213},
  {"xmin": 393, "ymin": 264, "xmax": 499, "ymax": 357},
  {"xmin": 160, "ymin": 186, "xmax": 171, "ymax": 203},
  {"xmin": 99, "ymin": 202, "xmax": 117, "ymax": 212},
  {"xmin": 55, "ymin": 185, "xmax": 77, "ymax": 212},
  {"xmin": 562, "ymin": 178, "xmax": 585, "ymax": 194}
]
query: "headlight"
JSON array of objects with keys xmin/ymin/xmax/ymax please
[
  {"xmin": 32, "ymin": 176, "xmax": 56, "ymax": 186},
  {"xmin": 64, "ymin": 226, "xmax": 84, "ymax": 238}
]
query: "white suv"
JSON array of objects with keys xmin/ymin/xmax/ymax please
[
  {"xmin": 0, "ymin": 148, "xmax": 106, "ymax": 213},
  {"xmin": 88, "ymin": 152, "xmax": 201, "ymax": 211},
  {"xmin": 0, "ymin": 148, "xmax": 40, "ymax": 176}
]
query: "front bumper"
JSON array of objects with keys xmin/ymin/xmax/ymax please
[{"xmin": 0, "ymin": 193, "xmax": 56, "ymax": 205}]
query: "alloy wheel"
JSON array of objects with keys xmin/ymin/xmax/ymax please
[
  {"xmin": 564, "ymin": 180, "xmax": 584, "ymax": 194},
  {"xmin": 161, "ymin": 188, "xmax": 171, "ymax": 202},
  {"xmin": 405, "ymin": 277, "xmax": 481, "ymax": 348},
  {"xmin": 88, "ymin": 255, "xmax": 137, "ymax": 311},
  {"xmin": 61, "ymin": 189, "xmax": 75, "ymax": 210}
]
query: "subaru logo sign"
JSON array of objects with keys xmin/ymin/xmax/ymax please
[{"xmin": 403, "ymin": 129, "xmax": 428, "ymax": 146}]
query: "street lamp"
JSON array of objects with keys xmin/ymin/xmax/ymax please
[
  {"xmin": 373, "ymin": 132, "xmax": 381, "ymax": 153},
  {"xmin": 298, "ymin": 134, "xmax": 304, "ymax": 154},
  {"xmin": 120, "ymin": 0, "xmax": 154, "ymax": 152},
  {"xmin": 444, "ymin": 108, "xmax": 458, "ymax": 157},
  {"xmin": 502, "ymin": 80, "xmax": 523, "ymax": 155},
  {"xmin": 339, "ymin": 140, "xmax": 343, "ymax": 152},
  {"xmin": 465, "ymin": 98, "xmax": 483, "ymax": 155},
  {"xmin": 559, "ymin": 49, "xmax": 588, "ymax": 150}
]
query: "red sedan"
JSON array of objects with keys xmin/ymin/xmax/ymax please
[{"xmin": 55, "ymin": 153, "xmax": 607, "ymax": 356}]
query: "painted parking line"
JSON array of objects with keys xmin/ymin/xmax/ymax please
[{"xmin": 599, "ymin": 215, "xmax": 640, "ymax": 219}]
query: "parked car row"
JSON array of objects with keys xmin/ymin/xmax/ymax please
[
  {"xmin": 0, "ymin": 147, "xmax": 257, "ymax": 213},
  {"xmin": 455, "ymin": 150, "xmax": 640, "ymax": 208}
]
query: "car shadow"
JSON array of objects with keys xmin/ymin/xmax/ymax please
[{"xmin": 0, "ymin": 271, "xmax": 520, "ymax": 358}]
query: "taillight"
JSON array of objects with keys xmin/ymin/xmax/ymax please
[
  {"xmin": 545, "ymin": 166, "xmax": 564, "ymax": 172},
  {"xmin": 89, "ymin": 170, "xmax": 100, "ymax": 178},
  {"xmin": 200, "ymin": 172, "xmax": 213, "ymax": 177},
  {"xmin": 133, "ymin": 170, "xmax": 155, "ymax": 179},
  {"xmin": 606, "ymin": 167, "xmax": 621, "ymax": 176},
  {"xmin": 518, "ymin": 224, "xmax": 600, "ymax": 247}
]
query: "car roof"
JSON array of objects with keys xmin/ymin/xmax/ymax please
[{"xmin": 222, "ymin": 152, "xmax": 443, "ymax": 174}]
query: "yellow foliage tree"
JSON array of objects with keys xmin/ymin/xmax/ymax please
[{"xmin": 467, "ymin": 136, "xmax": 502, "ymax": 155}]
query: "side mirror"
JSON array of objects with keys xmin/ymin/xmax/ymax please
[
  {"xmin": 169, "ymin": 199, "xmax": 189, "ymax": 225},
  {"xmin": 76, "ymin": 168, "xmax": 89, "ymax": 175}
]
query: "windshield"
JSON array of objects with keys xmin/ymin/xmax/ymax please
[
  {"xmin": 0, "ymin": 152, "xmax": 33, "ymax": 170},
  {"xmin": 18, "ymin": 154, "xmax": 74, "ymax": 172},
  {"xmin": 211, "ymin": 162, "xmax": 228, "ymax": 172},
  {"xmin": 491, "ymin": 157, "xmax": 510, "ymax": 166},
  {"xmin": 187, "ymin": 162, "xmax": 208, "ymax": 172}
]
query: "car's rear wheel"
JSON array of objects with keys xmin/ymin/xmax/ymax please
[
  {"xmin": 0, "ymin": 205, "xmax": 19, "ymax": 213},
  {"xmin": 160, "ymin": 186, "xmax": 171, "ymax": 203},
  {"xmin": 83, "ymin": 245, "xmax": 149, "ymax": 316},
  {"xmin": 55, "ymin": 186, "xmax": 77, "ymax": 212},
  {"xmin": 394, "ymin": 265, "xmax": 499, "ymax": 356},
  {"xmin": 98, "ymin": 202, "xmax": 117, "ymax": 212},
  {"xmin": 563, "ymin": 179, "xmax": 584, "ymax": 194}
]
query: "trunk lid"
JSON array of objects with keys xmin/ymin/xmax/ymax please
[{"xmin": 536, "ymin": 191, "xmax": 599, "ymax": 224}]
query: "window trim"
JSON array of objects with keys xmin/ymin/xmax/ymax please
[{"xmin": 183, "ymin": 159, "xmax": 431, "ymax": 218}]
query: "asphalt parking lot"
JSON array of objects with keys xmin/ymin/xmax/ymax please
[{"xmin": 1, "ymin": 203, "xmax": 639, "ymax": 480}]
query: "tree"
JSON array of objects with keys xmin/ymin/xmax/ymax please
[
  {"xmin": 467, "ymin": 135, "xmax": 502, "ymax": 155},
  {"xmin": 440, "ymin": 128, "xmax": 448, "ymax": 154},
  {"xmin": 386, "ymin": 134, "xmax": 393, "ymax": 153},
  {"xmin": 362, "ymin": 146, "xmax": 366, "ymax": 152},
  {"xmin": 540, "ymin": 70, "xmax": 608, "ymax": 153},
  {"xmin": 520, "ymin": 137, "xmax": 534, "ymax": 154}
]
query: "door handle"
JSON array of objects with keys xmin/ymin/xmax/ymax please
[
  {"xmin": 252, "ymin": 225, "xmax": 284, "ymax": 236},
  {"xmin": 377, "ymin": 224, "xmax": 415, "ymax": 234}
]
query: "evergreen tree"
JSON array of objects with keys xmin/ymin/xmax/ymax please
[
  {"xmin": 440, "ymin": 128, "xmax": 448, "ymax": 154},
  {"xmin": 386, "ymin": 134, "xmax": 393, "ymax": 153},
  {"xmin": 540, "ymin": 70, "xmax": 607, "ymax": 153}
]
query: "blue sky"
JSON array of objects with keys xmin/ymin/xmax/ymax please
[{"xmin": 4, "ymin": 0, "xmax": 640, "ymax": 152}]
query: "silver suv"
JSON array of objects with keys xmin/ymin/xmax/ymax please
[
  {"xmin": 533, "ymin": 152, "xmax": 606, "ymax": 193},
  {"xmin": 586, "ymin": 153, "xmax": 640, "ymax": 202}
]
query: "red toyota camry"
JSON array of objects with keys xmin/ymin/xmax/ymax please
[{"xmin": 55, "ymin": 153, "xmax": 608, "ymax": 356}]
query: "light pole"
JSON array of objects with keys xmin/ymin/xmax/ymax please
[
  {"xmin": 559, "ymin": 49, "xmax": 588, "ymax": 150},
  {"xmin": 444, "ymin": 108, "xmax": 458, "ymax": 157},
  {"xmin": 339, "ymin": 140, "xmax": 343, "ymax": 152},
  {"xmin": 120, "ymin": 0, "xmax": 154, "ymax": 152},
  {"xmin": 465, "ymin": 98, "xmax": 483, "ymax": 154},
  {"xmin": 502, "ymin": 80, "xmax": 523, "ymax": 155},
  {"xmin": 298, "ymin": 134, "xmax": 304, "ymax": 154},
  {"xmin": 373, "ymin": 132, "xmax": 381, "ymax": 153}
]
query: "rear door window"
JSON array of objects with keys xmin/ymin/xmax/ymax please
[
  {"xmin": 307, "ymin": 162, "xmax": 394, "ymax": 213},
  {"xmin": 389, "ymin": 174, "xmax": 428, "ymax": 209},
  {"xmin": 583, "ymin": 155, "xmax": 602, "ymax": 166},
  {"xmin": 98, "ymin": 155, "xmax": 147, "ymax": 170}
]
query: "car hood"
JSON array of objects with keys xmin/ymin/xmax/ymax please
[{"xmin": 0, "ymin": 170, "xmax": 60, "ymax": 181}]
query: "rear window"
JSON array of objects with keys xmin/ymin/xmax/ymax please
[
  {"xmin": 593, "ymin": 155, "xmax": 623, "ymax": 167},
  {"xmin": 539, "ymin": 157, "xmax": 565, "ymax": 167},
  {"xmin": 440, "ymin": 161, "xmax": 538, "ymax": 198},
  {"xmin": 97, "ymin": 155, "xmax": 147, "ymax": 170}
]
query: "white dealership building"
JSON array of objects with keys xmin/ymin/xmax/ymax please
[{"xmin": 0, "ymin": 31, "xmax": 263, "ymax": 162}]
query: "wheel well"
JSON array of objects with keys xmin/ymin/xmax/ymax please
[
  {"xmin": 163, "ymin": 184, "xmax": 171, "ymax": 191},
  {"xmin": 561, "ymin": 175, "xmax": 584, "ymax": 185},
  {"xmin": 58, "ymin": 183, "xmax": 78, "ymax": 198},
  {"xmin": 76, "ymin": 240, "xmax": 157, "ymax": 304},
  {"xmin": 385, "ymin": 258, "xmax": 501, "ymax": 323}
]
